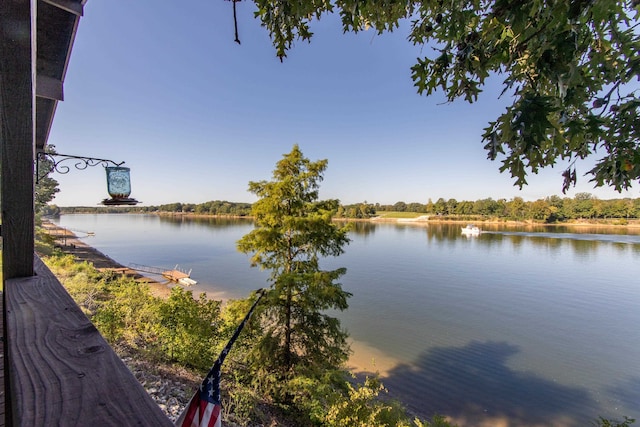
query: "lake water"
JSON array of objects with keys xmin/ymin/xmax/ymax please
[{"xmin": 53, "ymin": 214, "xmax": 640, "ymax": 426}]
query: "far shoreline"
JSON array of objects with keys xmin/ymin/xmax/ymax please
[
  {"xmin": 369, "ymin": 216, "xmax": 640, "ymax": 228},
  {"xmin": 56, "ymin": 209, "xmax": 640, "ymax": 229}
]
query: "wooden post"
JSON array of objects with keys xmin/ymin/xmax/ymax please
[
  {"xmin": 2, "ymin": 3, "xmax": 35, "ymax": 421},
  {"xmin": 1, "ymin": 0, "xmax": 36, "ymax": 280}
]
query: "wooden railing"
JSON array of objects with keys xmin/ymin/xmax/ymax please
[{"xmin": 3, "ymin": 256, "xmax": 172, "ymax": 426}]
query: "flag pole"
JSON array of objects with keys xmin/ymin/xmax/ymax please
[
  {"xmin": 217, "ymin": 288, "xmax": 265, "ymax": 365},
  {"xmin": 176, "ymin": 288, "xmax": 266, "ymax": 427}
]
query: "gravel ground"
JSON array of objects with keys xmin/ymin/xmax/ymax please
[{"xmin": 118, "ymin": 348, "xmax": 201, "ymax": 423}]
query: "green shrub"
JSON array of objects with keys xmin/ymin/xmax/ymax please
[
  {"xmin": 156, "ymin": 287, "xmax": 222, "ymax": 369},
  {"xmin": 93, "ymin": 278, "xmax": 160, "ymax": 347},
  {"xmin": 323, "ymin": 376, "xmax": 418, "ymax": 427},
  {"xmin": 45, "ymin": 255, "xmax": 224, "ymax": 367},
  {"xmin": 594, "ymin": 416, "xmax": 636, "ymax": 427}
]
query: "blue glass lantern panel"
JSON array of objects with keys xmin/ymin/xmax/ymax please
[{"xmin": 105, "ymin": 166, "xmax": 131, "ymax": 199}]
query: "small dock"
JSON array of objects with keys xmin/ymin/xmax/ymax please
[{"xmin": 128, "ymin": 263, "xmax": 197, "ymax": 285}]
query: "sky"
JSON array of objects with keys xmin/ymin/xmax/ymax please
[{"xmin": 48, "ymin": 0, "xmax": 638, "ymax": 207}]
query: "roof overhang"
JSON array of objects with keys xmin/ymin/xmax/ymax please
[{"xmin": 36, "ymin": 0, "xmax": 86, "ymax": 152}]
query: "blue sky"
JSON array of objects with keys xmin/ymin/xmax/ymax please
[{"xmin": 48, "ymin": 0, "xmax": 637, "ymax": 206}]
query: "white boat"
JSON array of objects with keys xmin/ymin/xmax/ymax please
[
  {"xmin": 461, "ymin": 224, "xmax": 481, "ymax": 235},
  {"xmin": 178, "ymin": 277, "xmax": 197, "ymax": 286}
]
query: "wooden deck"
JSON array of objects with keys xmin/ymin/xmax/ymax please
[
  {"xmin": 3, "ymin": 256, "xmax": 172, "ymax": 426},
  {"xmin": 128, "ymin": 263, "xmax": 194, "ymax": 284},
  {"xmin": 162, "ymin": 269, "xmax": 190, "ymax": 282}
]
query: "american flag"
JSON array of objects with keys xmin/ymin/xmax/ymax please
[
  {"xmin": 176, "ymin": 359, "xmax": 223, "ymax": 427},
  {"xmin": 175, "ymin": 289, "xmax": 265, "ymax": 427}
]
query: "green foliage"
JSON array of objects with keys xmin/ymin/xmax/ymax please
[
  {"xmin": 218, "ymin": 358, "xmax": 261, "ymax": 425},
  {"xmin": 58, "ymin": 200, "xmax": 253, "ymax": 216},
  {"xmin": 336, "ymin": 202, "xmax": 377, "ymax": 219},
  {"xmin": 35, "ymin": 145, "xmax": 60, "ymax": 214},
  {"xmin": 593, "ymin": 416, "xmax": 636, "ymax": 427},
  {"xmin": 410, "ymin": 194, "xmax": 640, "ymax": 222},
  {"xmin": 157, "ymin": 287, "xmax": 221, "ymax": 369},
  {"xmin": 281, "ymin": 373, "xmax": 456, "ymax": 427},
  {"xmin": 35, "ymin": 175, "xmax": 60, "ymax": 214},
  {"xmin": 45, "ymin": 254, "xmax": 223, "ymax": 369},
  {"xmin": 46, "ymin": 254, "xmax": 105, "ymax": 301},
  {"xmin": 94, "ymin": 278, "xmax": 161, "ymax": 347},
  {"xmin": 251, "ymin": 0, "xmax": 640, "ymax": 193},
  {"xmin": 40, "ymin": 204, "xmax": 61, "ymax": 217},
  {"xmin": 57, "ymin": 194, "xmax": 640, "ymax": 222},
  {"xmin": 323, "ymin": 376, "xmax": 415, "ymax": 427},
  {"xmin": 237, "ymin": 145, "xmax": 352, "ymax": 399},
  {"xmin": 149, "ymin": 200, "xmax": 252, "ymax": 215},
  {"xmin": 35, "ymin": 223, "xmax": 58, "ymax": 256}
]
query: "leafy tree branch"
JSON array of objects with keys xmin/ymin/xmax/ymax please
[{"xmin": 247, "ymin": 0, "xmax": 640, "ymax": 192}]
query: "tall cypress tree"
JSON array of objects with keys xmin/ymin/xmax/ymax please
[{"xmin": 237, "ymin": 145, "xmax": 351, "ymax": 386}]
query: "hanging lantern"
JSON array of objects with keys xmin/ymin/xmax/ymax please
[
  {"xmin": 33, "ymin": 151, "xmax": 141, "ymax": 205},
  {"xmin": 102, "ymin": 166, "xmax": 139, "ymax": 205}
]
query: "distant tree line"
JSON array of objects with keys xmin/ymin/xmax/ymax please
[
  {"xmin": 155, "ymin": 200, "xmax": 252, "ymax": 216},
  {"xmin": 336, "ymin": 193, "xmax": 640, "ymax": 222},
  {"xmin": 55, "ymin": 193, "xmax": 640, "ymax": 223},
  {"xmin": 57, "ymin": 200, "xmax": 252, "ymax": 216}
]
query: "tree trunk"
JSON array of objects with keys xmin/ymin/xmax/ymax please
[{"xmin": 284, "ymin": 286, "xmax": 292, "ymax": 370}]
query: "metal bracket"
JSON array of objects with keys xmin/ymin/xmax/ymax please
[{"xmin": 35, "ymin": 151, "xmax": 125, "ymax": 183}]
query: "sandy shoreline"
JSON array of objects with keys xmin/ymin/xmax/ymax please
[
  {"xmin": 367, "ymin": 215, "xmax": 640, "ymax": 228},
  {"xmin": 41, "ymin": 221, "xmax": 173, "ymax": 298}
]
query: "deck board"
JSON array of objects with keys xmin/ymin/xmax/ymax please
[{"xmin": 4, "ymin": 257, "xmax": 172, "ymax": 426}]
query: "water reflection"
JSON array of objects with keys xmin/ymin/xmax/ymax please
[
  {"xmin": 468, "ymin": 223, "xmax": 640, "ymax": 236},
  {"xmin": 155, "ymin": 216, "xmax": 640, "ymax": 248},
  {"xmin": 425, "ymin": 223, "xmax": 460, "ymax": 241},
  {"xmin": 418, "ymin": 223, "xmax": 640, "ymax": 254},
  {"xmin": 157, "ymin": 214, "xmax": 253, "ymax": 228},
  {"xmin": 568, "ymin": 238, "xmax": 599, "ymax": 255},
  {"xmin": 337, "ymin": 220, "xmax": 377, "ymax": 237}
]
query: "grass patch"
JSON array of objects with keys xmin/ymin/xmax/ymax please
[{"xmin": 374, "ymin": 211, "xmax": 424, "ymax": 219}]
